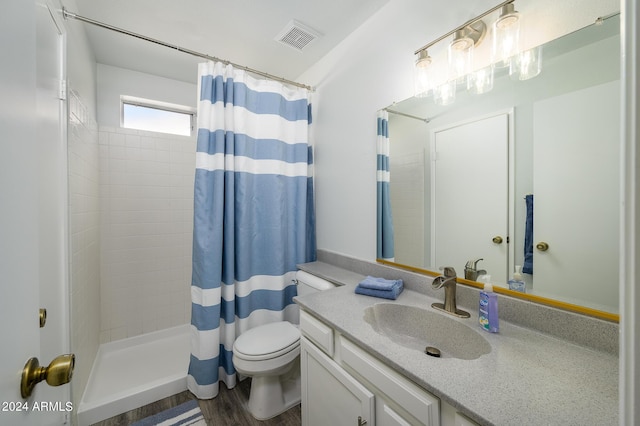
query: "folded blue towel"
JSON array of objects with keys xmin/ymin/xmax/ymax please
[
  {"xmin": 355, "ymin": 278, "xmax": 403, "ymax": 300},
  {"xmin": 358, "ymin": 276, "xmax": 402, "ymax": 291}
]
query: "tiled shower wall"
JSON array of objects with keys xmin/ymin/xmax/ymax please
[
  {"xmin": 68, "ymin": 100, "xmax": 101, "ymax": 408},
  {"xmin": 98, "ymin": 126, "xmax": 195, "ymax": 343}
]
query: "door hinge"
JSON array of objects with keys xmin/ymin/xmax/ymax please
[{"xmin": 59, "ymin": 79, "xmax": 67, "ymax": 100}]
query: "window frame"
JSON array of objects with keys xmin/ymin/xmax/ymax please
[{"xmin": 120, "ymin": 95, "xmax": 196, "ymax": 136}]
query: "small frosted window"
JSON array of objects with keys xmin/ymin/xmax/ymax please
[{"xmin": 122, "ymin": 102, "xmax": 193, "ymax": 136}]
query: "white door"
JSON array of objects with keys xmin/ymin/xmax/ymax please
[
  {"xmin": 0, "ymin": 2, "xmax": 70, "ymax": 425},
  {"xmin": 432, "ymin": 113, "xmax": 510, "ymax": 283},
  {"xmin": 532, "ymin": 80, "xmax": 620, "ymax": 311}
]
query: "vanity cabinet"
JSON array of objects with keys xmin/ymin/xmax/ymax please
[
  {"xmin": 301, "ymin": 336, "xmax": 374, "ymax": 426},
  {"xmin": 300, "ymin": 310, "xmax": 476, "ymax": 426}
]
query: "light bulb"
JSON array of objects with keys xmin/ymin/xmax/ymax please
[
  {"xmin": 449, "ymin": 30, "xmax": 474, "ymax": 81},
  {"xmin": 493, "ymin": 4, "xmax": 520, "ymax": 67}
]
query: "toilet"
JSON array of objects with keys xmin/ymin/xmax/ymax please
[{"xmin": 232, "ymin": 270, "xmax": 335, "ymax": 420}]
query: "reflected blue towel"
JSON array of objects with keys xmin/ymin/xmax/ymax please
[
  {"xmin": 523, "ymin": 194, "xmax": 534, "ymax": 274},
  {"xmin": 355, "ymin": 277, "xmax": 403, "ymax": 300}
]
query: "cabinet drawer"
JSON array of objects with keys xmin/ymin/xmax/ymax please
[
  {"xmin": 300, "ymin": 310, "xmax": 334, "ymax": 356},
  {"xmin": 340, "ymin": 337, "xmax": 439, "ymax": 426}
]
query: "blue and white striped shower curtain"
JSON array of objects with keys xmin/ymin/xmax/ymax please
[
  {"xmin": 188, "ymin": 61, "xmax": 316, "ymax": 399},
  {"xmin": 377, "ymin": 110, "xmax": 394, "ymax": 260}
]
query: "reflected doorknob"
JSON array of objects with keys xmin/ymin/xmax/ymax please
[
  {"xmin": 492, "ymin": 236, "xmax": 503, "ymax": 244},
  {"xmin": 21, "ymin": 354, "xmax": 75, "ymax": 398},
  {"xmin": 536, "ymin": 242, "xmax": 550, "ymax": 251},
  {"xmin": 39, "ymin": 308, "xmax": 47, "ymax": 328}
]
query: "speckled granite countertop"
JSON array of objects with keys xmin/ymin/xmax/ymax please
[{"xmin": 295, "ymin": 262, "xmax": 618, "ymax": 426}]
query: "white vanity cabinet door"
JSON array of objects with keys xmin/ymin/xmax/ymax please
[{"xmin": 301, "ymin": 336, "xmax": 374, "ymax": 426}]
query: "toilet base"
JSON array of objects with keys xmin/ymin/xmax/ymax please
[{"xmin": 246, "ymin": 358, "xmax": 301, "ymax": 420}]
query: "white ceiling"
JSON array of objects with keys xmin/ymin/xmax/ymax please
[{"xmin": 69, "ymin": 0, "xmax": 391, "ymax": 84}]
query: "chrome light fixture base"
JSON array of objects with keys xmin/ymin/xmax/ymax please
[{"xmin": 454, "ymin": 20, "xmax": 487, "ymax": 49}]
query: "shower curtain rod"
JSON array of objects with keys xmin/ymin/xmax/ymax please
[
  {"xmin": 61, "ymin": 8, "xmax": 314, "ymax": 91},
  {"xmin": 385, "ymin": 108, "xmax": 430, "ymax": 123}
]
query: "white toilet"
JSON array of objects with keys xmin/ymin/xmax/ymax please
[{"xmin": 232, "ymin": 270, "xmax": 335, "ymax": 420}]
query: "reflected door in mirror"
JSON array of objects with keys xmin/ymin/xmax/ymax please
[
  {"xmin": 432, "ymin": 113, "xmax": 510, "ymax": 283},
  {"xmin": 533, "ymin": 80, "xmax": 619, "ymax": 311}
]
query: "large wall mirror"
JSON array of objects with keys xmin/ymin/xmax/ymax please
[{"xmin": 380, "ymin": 14, "xmax": 620, "ymax": 318}]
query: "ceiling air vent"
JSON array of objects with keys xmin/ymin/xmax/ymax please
[{"xmin": 275, "ymin": 20, "xmax": 321, "ymax": 51}]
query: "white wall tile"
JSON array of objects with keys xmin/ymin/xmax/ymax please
[
  {"xmin": 99, "ymin": 127, "xmax": 195, "ymax": 341},
  {"xmin": 68, "ymin": 115, "xmax": 101, "ymax": 411}
]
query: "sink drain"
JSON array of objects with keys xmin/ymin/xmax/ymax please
[{"xmin": 425, "ymin": 346, "xmax": 441, "ymax": 357}]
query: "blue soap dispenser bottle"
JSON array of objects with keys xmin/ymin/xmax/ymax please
[{"xmin": 479, "ymin": 278, "xmax": 499, "ymax": 333}]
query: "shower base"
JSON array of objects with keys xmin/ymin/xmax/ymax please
[{"xmin": 77, "ymin": 324, "xmax": 191, "ymax": 426}]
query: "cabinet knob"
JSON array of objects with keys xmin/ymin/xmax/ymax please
[{"xmin": 492, "ymin": 236, "xmax": 503, "ymax": 244}]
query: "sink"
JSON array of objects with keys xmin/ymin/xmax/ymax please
[{"xmin": 363, "ymin": 303, "xmax": 491, "ymax": 360}]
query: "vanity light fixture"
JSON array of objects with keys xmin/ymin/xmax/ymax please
[
  {"xmin": 414, "ymin": 49, "xmax": 433, "ymax": 98},
  {"xmin": 493, "ymin": 3, "xmax": 521, "ymax": 67},
  {"xmin": 413, "ymin": 0, "xmax": 539, "ymax": 103}
]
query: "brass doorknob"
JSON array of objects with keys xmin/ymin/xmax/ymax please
[
  {"xmin": 21, "ymin": 354, "xmax": 75, "ymax": 398},
  {"xmin": 492, "ymin": 236, "xmax": 503, "ymax": 244},
  {"xmin": 536, "ymin": 242, "xmax": 550, "ymax": 251}
]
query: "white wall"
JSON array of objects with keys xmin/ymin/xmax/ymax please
[{"xmin": 299, "ymin": 0, "xmax": 619, "ymax": 262}]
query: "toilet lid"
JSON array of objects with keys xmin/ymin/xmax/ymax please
[{"xmin": 234, "ymin": 321, "xmax": 300, "ymax": 359}]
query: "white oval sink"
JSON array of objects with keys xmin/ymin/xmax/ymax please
[{"xmin": 363, "ymin": 303, "xmax": 491, "ymax": 360}]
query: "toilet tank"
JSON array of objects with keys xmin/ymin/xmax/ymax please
[{"xmin": 296, "ymin": 270, "xmax": 335, "ymax": 296}]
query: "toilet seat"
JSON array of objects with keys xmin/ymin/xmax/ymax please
[{"xmin": 233, "ymin": 321, "xmax": 300, "ymax": 361}]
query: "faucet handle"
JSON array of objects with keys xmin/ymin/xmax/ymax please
[{"xmin": 439, "ymin": 266, "xmax": 457, "ymax": 277}]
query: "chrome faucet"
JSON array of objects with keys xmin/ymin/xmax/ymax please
[
  {"xmin": 464, "ymin": 258, "xmax": 487, "ymax": 281},
  {"xmin": 431, "ymin": 267, "xmax": 471, "ymax": 318}
]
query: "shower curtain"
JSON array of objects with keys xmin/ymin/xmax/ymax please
[
  {"xmin": 377, "ymin": 110, "xmax": 394, "ymax": 259},
  {"xmin": 188, "ymin": 61, "xmax": 316, "ymax": 399}
]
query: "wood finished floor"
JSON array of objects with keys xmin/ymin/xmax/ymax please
[{"xmin": 91, "ymin": 379, "xmax": 301, "ymax": 426}]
